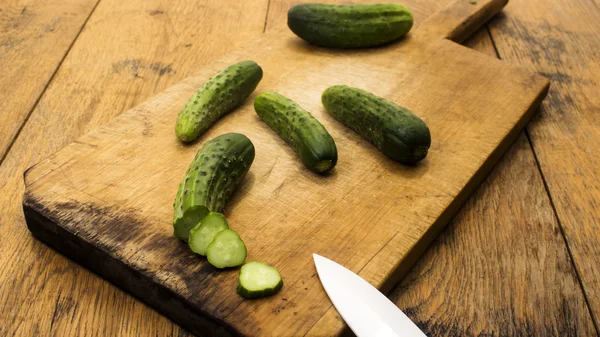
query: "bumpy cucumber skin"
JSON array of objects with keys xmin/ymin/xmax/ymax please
[
  {"xmin": 254, "ymin": 92, "xmax": 338, "ymax": 174},
  {"xmin": 173, "ymin": 133, "xmax": 255, "ymax": 241},
  {"xmin": 236, "ymin": 262, "xmax": 283, "ymax": 299},
  {"xmin": 175, "ymin": 61, "xmax": 263, "ymax": 143},
  {"xmin": 322, "ymin": 85, "xmax": 430, "ymax": 164},
  {"xmin": 287, "ymin": 3, "xmax": 413, "ymax": 49}
]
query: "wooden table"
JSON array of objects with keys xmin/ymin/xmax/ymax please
[{"xmin": 1, "ymin": 0, "xmax": 598, "ymax": 335}]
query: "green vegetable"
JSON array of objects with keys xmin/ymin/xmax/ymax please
[
  {"xmin": 206, "ymin": 229, "xmax": 247, "ymax": 269},
  {"xmin": 188, "ymin": 212, "xmax": 229, "ymax": 256},
  {"xmin": 173, "ymin": 133, "xmax": 255, "ymax": 241},
  {"xmin": 322, "ymin": 85, "xmax": 431, "ymax": 164},
  {"xmin": 237, "ymin": 262, "xmax": 283, "ymax": 299},
  {"xmin": 254, "ymin": 92, "xmax": 338, "ymax": 174},
  {"xmin": 287, "ymin": 3, "xmax": 413, "ymax": 49},
  {"xmin": 175, "ymin": 60, "xmax": 263, "ymax": 143}
]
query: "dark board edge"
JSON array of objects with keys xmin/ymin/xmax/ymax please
[{"xmin": 22, "ymin": 197, "xmax": 240, "ymax": 337}]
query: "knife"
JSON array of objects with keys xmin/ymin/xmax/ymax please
[{"xmin": 313, "ymin": 254, "xmax": 427, "ymax": 337}]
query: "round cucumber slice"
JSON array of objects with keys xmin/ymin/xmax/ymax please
[
  {"xmin": 237, "ymin": 262, "xmax": 283, "ymax": 299},
  {"xmin": 206, "ymin": 229, "xmax": 247, "ymax": 268}
]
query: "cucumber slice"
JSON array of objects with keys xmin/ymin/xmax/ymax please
[
  {"xmin": 188, "ymin": 212, "xmax": 229, "ymax": 256},
  {"xmin": 237, "ymin": 262, "xmax": 283, "ymax": 299},
  {"xmin": 206, "ymin": 229, "xmax": 247, "ymax": 268}
]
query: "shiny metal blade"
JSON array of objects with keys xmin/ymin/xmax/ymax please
[{"xmin": 313, "ymin": 254, "xmax": 427, "ymax": 337}]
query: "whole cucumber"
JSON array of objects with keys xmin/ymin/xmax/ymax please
[
  {"xmin": 287, "ymin": 3, "xmax": 413, "ymax": 49},
  {"xmin": 175, "ymin": 61, "xmax": 263, "ymax": 143},
  {"xmin": 254, "ymin": 92, "xmax": 338, "ymax": 174},
  {"xmin": 173, "ymin": 133, "xmax": 255, "ymax": 241},
  {"xmin": 322, "ymin": 85, "xmax": 430, "ymax": 164}
]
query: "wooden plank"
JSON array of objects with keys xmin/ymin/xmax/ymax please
[
  {"xmin": 487, "ymin": 0, "xmax": 600, "ymax": 330},
  {"xmin": 0, "ymin": 0, "xmax": 268, "ymax": 336},
  {"xmin": 0, "ymin": 0, "xmax": 98, "ymax": 162},
  {"xmin": 21, "ymin": 0, "xmax": 550, "ymax": 335},
  {"xmin": 389, "ymin": 29, "xmax": 597, "ymax": 337},
  {"xmin": 391, "ymin": 137, "xmax": 598, "ymax": 337}
]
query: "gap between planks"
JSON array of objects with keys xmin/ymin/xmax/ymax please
[
  {"xmin": 263, "ymin": 0, "xmax": 272, "ymax": 33},
  {"xmin": 524, "ymin": 125, "xmax": 600, "ymax": 336},
  {"xmin": 485, "ymin": 22, "xmax": 600, "ymax": 336},
  {"xmin": 0, "ymin": 0, "xmax": 103, "ymax": 168}
]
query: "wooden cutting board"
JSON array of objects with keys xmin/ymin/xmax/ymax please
[{"xmin": 22, "ymin": 0, "xmax": 549, "ymax": 336}]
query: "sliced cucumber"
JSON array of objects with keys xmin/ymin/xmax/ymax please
[
  {"xmin": 206, "ymin": 229, "xmax": 247, "ymax": 268},
  {"xmin": 237, "ymin": 262, "xmax": 283, "ymax": 299},
  {"xmin": 188, "ymin": 212, "xmax": 229, "ymax": 256}
]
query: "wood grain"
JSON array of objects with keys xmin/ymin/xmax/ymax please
[
  {"xmin": 392, "ymin": 137, "xmax": 597, "ymax": 337},
  {"xmin": 0, "ymin": 0, "xmax": 98, "ymax": 161},
  {"xmin": 488, "ymin": 0, "xmax": 600, "ymax": 330},
  {"xmin": 389, "ymin": 29, "xmax": 598, "ymax": 337},
  {"xmin": 21, "ymin": 1, "xmax": 549, "ymax": 335},
  {"xmin": 0, "ymin": 0, "xmax": 268, "ymax": 336}
]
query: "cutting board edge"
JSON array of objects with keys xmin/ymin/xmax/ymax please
[{"xmin": 22, "ymin": 196, "xmax": 241, "ymax": 337}]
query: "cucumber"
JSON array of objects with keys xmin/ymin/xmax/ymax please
[
  {"xmin": 175, "ymin": 60, "xmax": 263, "ymax": 143},
  {"xmin": 237, "ymin": 262, "xmax": 283, "ymax": 299},
  {"xmin": 188, "ymin": 212, "xmax": 229, "ymax": 256},
  {"xmin": 322, "ymin": 85, "xmax": 430, "ymax": 164},
  {"xmin": 206, "ymin": 229, "xmax": 247, "ymax": 269},
  {"xmin": 287, "ymin": 3, "xmax": 413, "ymax": 49},
  {"xmin": 173, "ymin": 133, "xmax": 255, "ymax": 241},
  {"xmin": 254, "ymin": 92, "xmax": 338, "ymax": 174}
]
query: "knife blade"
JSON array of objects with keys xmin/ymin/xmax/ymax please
[{"xmin": 313, "ymin": 254, "xmax": 427, "ymax": 337}]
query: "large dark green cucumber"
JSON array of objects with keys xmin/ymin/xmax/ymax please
[
  {"xmin": 173, "ymin": 133, "xmax": 255, "ymax": 241},
  {"xmin": 175, "ymin": 61, "xmax": 263, "ymax": 143},
  {"xmin": 322, "ymin": 85, "xmax": 430, "ymax": 164},
  {"xmin": 254, "ymin": 92, "xmax": 337, "ymax": 174},
  {"xmin": 287, "ymin": 3, "xmax": 413, "ymax": 49}
]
